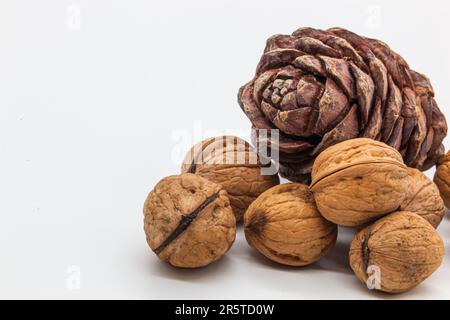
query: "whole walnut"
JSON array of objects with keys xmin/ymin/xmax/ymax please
[
  {"xmin": 349, "ymin": 211, "xmax": 444, "ymax": 294},
  {"xmin": 244, "ymin": 183, "xmax": 337, "ymax": 266},
  {"xmin": 181, "ymin": 136, "xmax": 280, "ymax": 222},
  {"xmin": 400, "ymin": 167, "xmax": 445, "ymax": 228},
  {"xmin": 310, "ymin": 138, "xmax": 409, "ymax": 227},
  {"xmin": 434, "ymin": 150, "xmax": 450, "ymax": 209},
  {"xmin": 143, "ymin": 173, "xmax": 236, "ymax": 268},
  {"xmin": 238, "ymin": 26, "xmax": 447, "ymax": 183}
]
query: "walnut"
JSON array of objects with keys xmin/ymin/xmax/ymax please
[
  {"xmin": 310, "ymin": 138, "xmax": 409, "ymax": 227},
  {"xmin": 181, "ymin": 136, "xmax": 280, "ymax": 222},
  {"xmin": 143, "ymin": 173, "xmax": 236, "ymax": 268},
  {"xmin": 349, "ymin": 211, "xmax": 444, "ymax": 293},
  {"xmin": 434, "ymin": 150, "xmax": 450, "ymax": 209},
  {"xmin": 400, "ymin": 167, "xmax": 445, "ymax": 228},
  {"xmin": 244, "ymin": 183, "xmax": 337, "ymax": 266}
]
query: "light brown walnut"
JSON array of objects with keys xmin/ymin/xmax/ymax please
[
  {"xmin": 434, "ymin": 151, "xmax": 450, "ymax": 209},
  {"xmin": 400, "ymin": 167, "xmax": 444, "ymax": 228},
  {"xmin": 181, "ymin": 136, "xmax": 280, "ymax": 222},
  {"xmin": 244, "ymin": 183, "xmax": 337, "ymax": 266},
  {"xmin": 349, "ymin": 211, "xmax": 444, "ymax": 294},
  {"xmin": 310, "ymin": 138, "xmax": 409, "ymax": 227},
  {"xmin": 143, "ymin": 173, "xmax": 236, "ymax": 268}
]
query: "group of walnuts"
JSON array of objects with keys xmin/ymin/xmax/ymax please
[
  {"xmin": 144, "ymin": 135, "xmax": 450, "ymax": 294},
  {"xmin": 145, "ymin": 27, "xmax": 450, "ymax": 295}
]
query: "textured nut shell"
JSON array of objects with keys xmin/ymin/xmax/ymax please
[
  {"xmin": 311, "ymin": 139, "xmax": 409, "ymax": 227},
  {"xmin": 400, "ymin": 168, "xmax": 444, "ymax": 228},
  {"xmin": 181, "ymin": 136, "xmax": 280, "ymax": 222},
  {"xmin": 244, "ymin": 183, "xmax": 337, "ymax": 266},
  {"xmin": 434, "ymin": 151, "xmax": 450, "ymax": 209},
  {"xmin": 311, "ymin": 138, "xmax": 405, "ymax": 185},
  {"xmin": 349, "ymin": 211, "xmax": 444, "ymax": 294},
  {"xmin": 143, "ymin": 173, "xmax": 236, "ymax": 268}
]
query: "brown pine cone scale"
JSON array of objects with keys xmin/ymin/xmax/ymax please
[{"xmin": 238, "ymin": 27, "xmax": 447, "ymax": 183}]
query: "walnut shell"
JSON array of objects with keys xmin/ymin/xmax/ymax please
[
  {"xmin": 244, "ymin": 183, "xmax": 337, "ymax": 266},
  {"xmin": 434, "ymin": 150, "xmax": 450, "ymax": 209},
  {"xmin": 400, "ymin": 167, "xmax": 444, "ymax": 228},
  {"xmin": 310, "ymin": 138, "xmax": 409, "ymax": 227},
  {"xmin": 349, "ymin": 211, "xmax": 444, "ymax": 293},
  {"xmin": 181, "ymin": 136, "xmax": 280, "ymax": 222},
  {"xmin": 143, "ymin": 173, "xmax": 236, "ymax": 268}
]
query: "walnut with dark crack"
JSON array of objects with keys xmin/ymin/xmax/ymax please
[
  {"xmin": 244, "ymin": 183, "xmax": 337, "ymax": 266},
  {"xmin": 143, "ymin": 173, "xmax": 236, "ymax": 268},
  {"xmin": 349, "ymin": 211, "xmax": 444, "ymax": 293}
]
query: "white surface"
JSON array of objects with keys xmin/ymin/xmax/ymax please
[{"xmin": 1, "ymin": 0, "xmax": 450, "ymax": 299}]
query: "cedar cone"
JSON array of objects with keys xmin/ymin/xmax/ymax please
[{"xmin": 238, "ymin": 27, "xmax": 447, "ymax": 183}]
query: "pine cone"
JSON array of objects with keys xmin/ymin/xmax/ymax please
[{"xmin": 238, "ymin": 27, "xmax": 447, "ymax": 183}]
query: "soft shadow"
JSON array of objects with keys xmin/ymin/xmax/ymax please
[
  {"xmin": 347, "ymin": 276, "xmax": 438, "ymax": 300},
  {"xmin": 310, "ymin": 240, "xmax": 353, "ymax": 274},
  {"xmin": 246, "ymin": 248, "xmax": 302, "ymax": 272},
  {"xmin": 150, "ymin": 254, "xmax": 233, "ymax": 282},
  {"xmin": 237, "ymin": 225, "xmax": 357, "ymax": 274},
  {"xmin": 444, "ymin": 208, "xmax": 450, "ymax": 221},
  {"xmin": 243, "ymin": 238, "xmax": 352, "ymax": 275}
]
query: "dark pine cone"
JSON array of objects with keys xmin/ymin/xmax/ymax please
[{"xmin": 238, "ymin": 27, "xmax": 447, "ymax": 183}]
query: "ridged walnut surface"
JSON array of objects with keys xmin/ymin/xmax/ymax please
[
  {"xmin": 310, "ymin": 138, "xmax": 409, "ymax": 227},
  {"xmin": 143, "ymin": 173, "xmax": 236, "ymax": 268},
  {"xmin": 434, "ymin": 151, "xmax": 450, "ymax": 209},
  {"xmin": 181, "ymin": 136, "xmax": 280, "ymax": 222},
  {"xmin": 349, "ymin": 211, "xmax": 444, "ymax": 294},
  {"xmin": 238, "ymin": 27, "xmax": 447, "ymax": 183},
  {"xmin": 400, "ymin": 167, "xmax": 444, "ymax": 228},
  {"xmin": 244, "ymin": 183, "xmax": 337, "ymax": 266}
]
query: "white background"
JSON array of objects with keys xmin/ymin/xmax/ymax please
[{"xmin": 1, "ymin": 0, "xmax": 450, "ymax": 300}]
